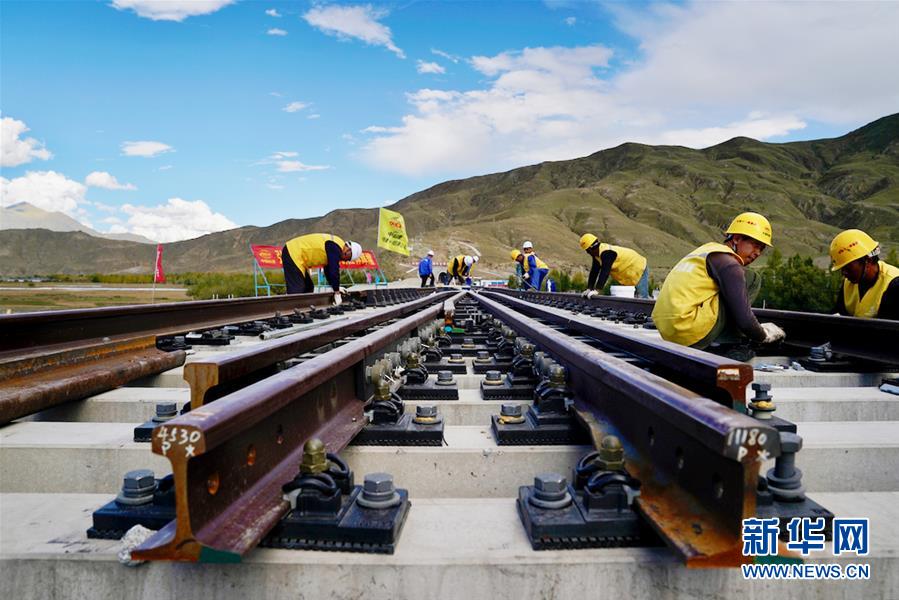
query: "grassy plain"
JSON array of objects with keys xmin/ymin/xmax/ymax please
[{"xmin": 0, "ymin": 283, "xmax": 189, "ymax": 313}]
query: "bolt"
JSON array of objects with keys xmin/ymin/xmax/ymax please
[
  {"xmin": 462, "ymin": 337, "xmax": 475, "ymax": 348},
  {"xmin": 548, "ymin": 365, "xmax": 567, "ymax": 387},
  {"xmin": 435, "ymin": 370, "xmax": 455, "ymax": 386},
  {"xmin": 766, "ymin": 432, "xmax": 805, "ymax": 501},
  {"xmin": 300, "ymin": 438, "xmax": 328, "ymax": 474},
  {"xmin": 374, "ymin": 379, "xmax": 392, "ymax": 402},
  {"xmin": 416, "ymin": 405, "xmax": 438, "ymax": 418},
  {"xmin": 475, "ymin": 350, "xmax": 491, "ymax": 362},
  {"xmin": 123, "ymin": 469, "xmax": 156, "ymax": 493},
  {"xmin": 518, "ymin": 342, "xmax": 535, "ymax": 358},
  {"xmin": 484, "ymin": 370, "xmax": 503, "ymax": 385},
  {"xmin": 153, "ymin": 402, "xmax": 178, "ymax": 422},
  {"xmin": 448, "ymin": 353, "xmax": 464, "ymax": 363},
  {"xmin": 751, "ymin": 383, "xmax": 773, "ymax": 402},
  {"xmin": 363, "ymin": 472, "xmax": 395, "ymax": 498},
  {"xmin": 598, "ymin": 435, "xmax": 624, "ymax": 471},
  {"xmin": 534, "ymin": 472, "xmax": 567, "ymax": 496},
  {"xmin": 500, "ymin": 404, "xmax": 522, "ymax": 417}
]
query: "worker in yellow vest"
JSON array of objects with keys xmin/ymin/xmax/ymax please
[
  {"xmin": 282, "ymin": 233, "xmax": 362, "ymax": 301},
  {"xmin": 448, "ymin": 254, "xmax": 478, "ymax": 286},
  {"xmin": 651, "ymin": 212, "xmax": 785, "ymax": 359},
  {"xmin": 511, "ymin": 249, "xmax": 550, "ymax": 290},
  {"xmin": 830, "ymin": 229, "xmax": 899, "ymax": 319},
  {"xmin": 579, "ymin": 234, "xmax": 650, "ymax": 298}
]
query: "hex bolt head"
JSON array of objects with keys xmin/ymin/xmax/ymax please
[
  {"xmin": 751, "ymin": 382, "xmax": 773, "ymax": 402},
  {"xmin": 154, "ymin": 402, "xmax": 178, "ymax": 419},
  {"xmin": 598, "ymin": 435, "xmax": 625, "ymax": 471},
  {"xmin": 549, "ymin": 365, "xmax": 567, "ymax": 386},
  {"xmin": 500, "ymin": 404, "xmax": 522, "ymax": 417},
  {"xmin": 435, "ymin": 370, "xmax": 455, "ymax": 386},
  {"xmin": 485, "ymin": 370, "xmax": 502, "ymax": 383},
  {"xmin": 123, "ymin": 469, "xmax": 156, "ymax": 492},
  {"xmin": 780, "ymin": 432, "xmax": 803, "ymax": 454},
  {"xmin": 534, "ymin": 472, "xmax": 568, "ymax": 496},
  {"xmin": 416, "ymin": 405, "xmax": 438, "ymax": 418},
  {"xmin": 462, "ymin": 337, "xmax": 475, "ymax": 347},
  {"xmin": 300, "ymin": 438, "xmax": 328, "ymax": 474},
  {"xmin": 519, "ymin": 342, "xmax": 535, "ymax": 358},
  {"xmin": 476, "ymin": 350, "xmax": 490, "ymax": 361}
]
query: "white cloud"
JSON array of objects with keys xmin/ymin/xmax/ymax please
[
  {"xmin": 276, "ymin": 160, "xmax": 330, "ymax": 172},
  {"xmin": 158, "ymin": 164, "xmax": 174, "ymax": 171},
  {"xmin": 267, "ymin": 28, "xmax": 287, "ymax": 36},
  {"xmin": 265, "ymin": 8, "xmax": 281, "ymax": 17},
  {"xmin": 270, "ymin": 151, "xmax": 298, "ymax": 159},
  {"xmin": 303, "ymin": 4, "xmax": 405, "ymax": 58},
  {"xmin": 85, "ymin": 171, "xmax": 137, "ymax": 191},
  {"xmin": 1, "ymin": 116, "xmax": 53, "ymax": 167},
  {"xmin": 121, "ymin": 140, "xmax": 174, "ymax": 157},
  {"xmin": 416, "ymin": 60, "xmax": 445, "ymax": 75},
  {"xmin": 0, "ymin": 171, "xmax": 87, "ymax": 216},
  {"xmin": 118, "ymin": 198, "xmax": 237, "ymax": 242},
  {"xmin": 362, "ymin": 2, "xmax": 899, "ymax": 177},
  {"xmin": 269, "ymin": 91, "xmax": 283, "ymax": 97},
  {"xmin": 110, "ymin": 0, "xmax": 234, "ymax": 22},
  {"xmin": 267, "ymin": 183, "xmax": 285, "ymax": 190},
  {"xmin": 431, "ymin": 48, "xmax": 460, "ymax": 63},
  {"xmin": 564, "ymin": 16, "xmax": 576, "ymax": 26},
  {"xmin": 283, "ymin": 101, "xmax": 309, "ymax": 113},
  {"xmin": 307, "ymin": 114, "xmax": 321, "ymax": 120}
]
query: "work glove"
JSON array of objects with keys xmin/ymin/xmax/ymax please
[
  {"xmin": 585, "ymin": 290, "xmax": 599, "ymax": 299},
  {"xmin": 760, "ymin": 322, "xmax": 786, "ymax": 344},
  {"xmin": 333, "ymin": 292, "xmax": 343, "ymax": 306},
  {"xmin": 338, "ymin": 286, "xmax": 349, "ymax": 295},
  {"xmin": 523, "ymin": 272, "xmax": 530, "ymax": 280}
]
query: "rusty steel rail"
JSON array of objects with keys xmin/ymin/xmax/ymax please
[
  {"xmin": 133, "ymin": 292, "xmax": 464, "ymax": 562},
  {"xmin": 185, "ymin": 291, "xmax": 455, "ymax": 408},
  {"xmin": 474, "ymin": 292, "xmax": 782, "ymax": 567},
  {"xmin": 497, "ymin": 289, "xmax": 899, "ymax": 365},
  {"xmin": 0, "ymin": 336, "xmax": 186, "ymax": 424},
  {"xmin": 481, "ymin": 290, "xmax": 753, "ymax": 410},
  {"xmin": 0, "ymin": 288, "xmax": 434, "ymax": 355}
]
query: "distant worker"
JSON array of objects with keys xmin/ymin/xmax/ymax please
[
  {"xmin": 830, "ymin": 229, "xmax": 899, "ymax": 319},
  {"xmin": 282, "ymin": 233, "xmax": 362, "ymax": 303},
  {"xmin": 449, "ymin": 254, "xmax": 478, "ymax": 286},
  {"xmin": 651, "ymin": 212, "xmax": 785, "ymax": 358},
  {"xmin": 511, "ymin": 248, "xmax": 550, "ymax": 291},
  {"xmin": 579, "ymin": 234, "xmax": 650, "ymax": 299},
  {"xmin": 522, "ymin": 240, "xmax": 535, "ymax": 254},
  {"xmin": 419, "ymin": 250, "xmax": 436, "ymax": 288}
]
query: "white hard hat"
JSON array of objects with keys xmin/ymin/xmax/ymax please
[
  {"xmin": 522, "ymin": 241, "xmax": 533, "ymax": 250},
  {"xmin": 427, "ymin": 250, "xmax": 435, "ymax": 256},
  {"xmin": 348, "ymin": 241, "xmax": 362, "ymax": 261},
  {"xmin": 472, "ymin": 255, "xmax": 479, "ymax": 263},
  {"xmin": 464, "ymin": 256, "xmax": 474, "ymax": 266}
]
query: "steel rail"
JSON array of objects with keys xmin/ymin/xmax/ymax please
[
  {"xmin": 133, "ymin": 292, "xmax": 464, "ymax": 562},
  {"xmin": 0, "ymin": 288, "xmax": 433, "ymax": 355},
  {"xmin": 185, "ymin": 291, "xmax": 455, "ymax": 408},
  {"xmin": 481, "ymin": 290, "xmax": 752, "ymax": 410},
  {"xmin": 474, "ymin": 292, "xmax": 781, "ymax": 567},
  {"xmin": 0, "ymin": 336, "xmax": 186, "ymax": 424},
  {"xmin": 495, "ymin": 289, "xmax": 899, "ymax": 365}
]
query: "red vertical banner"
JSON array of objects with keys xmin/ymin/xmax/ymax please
[{"xmin": 154, "ymin": 244, "xmax": 166, "ymax": 283}]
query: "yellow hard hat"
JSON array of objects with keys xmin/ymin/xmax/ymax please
[
  {"xmin": 726, "ymin": 212, "xmax": 773, "ymax": 247},
  {"xmin": 510, "ymin": 249, "xmax": 522, "ymax": 261},
  {"xmin": 579, "ymin": 233, "xmax": 598, "ymax": 251},
  {"xmin": 829, "ymin": 229, "xmax": 879, "ymax": 271}
]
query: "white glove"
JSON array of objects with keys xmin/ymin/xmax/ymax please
[
  {"xmin": 760, "ymin": 322, "xmax": 785, "ymax": 344},
  {"xmin": 523, "ymin": 272, "xmax": 530, "ymax": 280},
  {"xmin": 585, "ymin": 290, "xmax": 599, "ymax": 299},
  {"xmin": 333, "ymin": 292, "xmax": 343, "ymax": 306},
  {"xmin": 338, "ymin": 287, "xmax": 349, "ymax": 295},
  {"xmin": 581, "ymin": 289, "xmax": 590, "ymax": 298}
]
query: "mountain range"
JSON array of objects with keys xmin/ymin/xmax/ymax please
[
  {"xmin": 0, "ymin": 202, "xmax": 155, "ymax": 244},
  {"xmin": 1, "ymin": 113, "xmax": 897, "ymax": 277}
]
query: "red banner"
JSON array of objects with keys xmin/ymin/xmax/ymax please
[
  {"xmin": 252, "ymin": 245, "xmax": 379, "ymax": 271},
  {"xmin": 251, "ymin": 245, "xmax": 283, "ymax": 269},
  {"xmin": 340, "ymin": 250, "xmax": 380, "ymax": 270},
  {"xmin": 154, "ymin": 244, "xmax": 165, "ymax": 283}
]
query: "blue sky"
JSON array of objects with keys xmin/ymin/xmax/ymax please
[{"xmin": 2, "ymin": 1, "xmax": 898, "ymax": 242}]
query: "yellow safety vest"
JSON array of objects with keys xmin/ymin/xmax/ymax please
[
  {"xmin": 523, "ymin": 253, "xmax": 548, "ymax": 272},
  {"xmin": 652, "ymin": 242, "xmax": 742, "ymax": 346},
  {"xmin": 451, "ymin": 255, "xmax": 472, "ymax": 276},
  {"xmin": 284, "ymin": 233, "xmax": 346, "ymax": 274},
  {"xmin": 843, "ymin": 262, "xmax": 898, "ymax": 318},
  {"xmin": 596, "ymin": 243, "xmax": 647, "ymax": 286}
]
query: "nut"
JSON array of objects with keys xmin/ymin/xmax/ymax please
[
  {"xmin": 363, "ymin": 472, "xmax": 395, "ymax": 495},
  {"xmin": 416, "ymin": 405, "xmax": 438, "ymax": 418},
  {"xmin": 780, "ymin": 432, "xmax": 803, "ymax": 454},
  {"xmin": 500, "ymin": 404, "xmax": 522, "ymax": 417},
  {"xmin": 123, "ymin": 469, "xmax": 155, "ymax": 491},
  {"xmin": 534, "ymin": 472, "xmax": 567, "ymax": 495}
]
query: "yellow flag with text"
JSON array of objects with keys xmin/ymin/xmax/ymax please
[{"xmin": 377, "ymin": 207, "xmax": 410, "ymax": 256}]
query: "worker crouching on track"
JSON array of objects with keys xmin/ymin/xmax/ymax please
[
  {"xmin": 830, "ymin": 229, "xmax": 899, "ymax": 319},
  {"xmin": 419, "ymin": 250, "xmax": 436, "ymax": 288},
  {"xmin": 651, "ymin": 212, "xmax": 785, "ymax": 360},
  {"xmin": 448, "ymin": 254, "xmax": 478, "ymax": 286},
  {"xmin": 282, "ymin": 233, "xmax": 362, "ymax": 304},
  {"xmin": 511, "ymin": 249, "xmax": 550, "ymax": 291},
  {"xmin": 579, "ymin": 234, "xmax": 650, "ymax": 299}
]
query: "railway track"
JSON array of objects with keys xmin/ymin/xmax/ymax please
[{"xmin": 1, "ymin": 287, "xmax": 897, "ymax": 597}]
